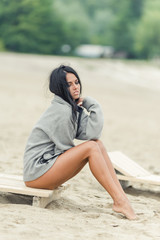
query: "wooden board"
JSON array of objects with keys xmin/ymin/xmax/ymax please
[
  {"xmin": 0, "ymin": 174, "xmax": 53, "ymax": 197},
  {"xmin": 117, "ymin": 174, "xmax": 160, "ymax": 185},
  {"xmin": 108, "ymin": 151, "xmax": 150, "ymax": 177},
  {"xmin": 108, "ymin": 151, "xmax": 160, "ymax": 185},
  {"xmin": 0, "ymin": 173, "xmax": 69, "ymax": 207}
]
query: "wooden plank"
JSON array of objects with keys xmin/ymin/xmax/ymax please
[
  {"xmin": 0, "ymin": 173, "xmax": 23, "ymax": 180},
  {"xmin": 0, "ymin": 174, "xmax": 68, "ymax": 198},
  {"xmin": 108, "ymin": 151, "xmax": 160, "ymax": 186},
  {"xmin": 0, "ymin": 174, "xmax": 70, "ymax": 208},
  {"xmin": 32, "ymin": 184, "xmax": 69, "ymax": 208},
  {"xmin": 108, "ymin": 151, "xmax": 150, "ymax": 177},
  {"xmin": 117, "ymin": 174, "xmax": 160, "ymax": 185},
  {"xmin": 0, "ymin": 181, "xmax": 53, "ymax": 197}
]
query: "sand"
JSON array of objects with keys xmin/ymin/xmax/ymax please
[{"xmin": 0, "ymin": 52, "xmax": 160, "ymax": 240}]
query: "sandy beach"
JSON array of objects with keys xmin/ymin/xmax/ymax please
[{"xmin": 0, "ymin": 52, "xmax": 160, "ymax": 240}]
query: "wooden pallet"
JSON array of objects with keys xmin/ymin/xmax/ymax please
[
  {"xmin": 1, "ymin": 152, "xmax": 159, "ymax": 208},
  {"xmin": 108, "ymin": 151, "xmax": 160, "ymax": 185},
  {"xmin": 0, "ymin": 174, "xmax": 69, "ymax": 208}
]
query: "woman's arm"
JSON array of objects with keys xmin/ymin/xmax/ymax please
[{"xmin": 76, "ymin": 96, "xmax": 104, "ymax": 140}]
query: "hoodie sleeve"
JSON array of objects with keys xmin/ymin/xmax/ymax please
[{"xmin": 76, "ymin": 96, "xmax": 104, "ymax": 140}]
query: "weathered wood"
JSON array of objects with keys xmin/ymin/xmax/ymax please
[
  {"xmin": 116, "ymin": 174, "xmax": 160, "ymax": 185},
  {"xmin": 108, "ymin": 151, "xmax": 160, "ymax": 186},
  {"xmin": 0, "ymin": 174, "xmax": 69, "ymax": 207},
  {"xmin": 0, "ymin": 175, "xmax": 53, "ymax": 197},
  {"xmin": 32, "ymin": 184, "xmax": 68, "ymax": 208},
  {"xmin": 108, "ymin": 151, "xmax": 150, "ymax": 177}
]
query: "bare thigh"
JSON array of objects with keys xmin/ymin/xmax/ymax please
[{"xmin": 25, "ymin": 141, "xmax": 96, "ymax": 189}]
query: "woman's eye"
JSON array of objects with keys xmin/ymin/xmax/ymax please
[{"xmin": 67, "ymin": 81, "xmax": 79, "ymax": 87}]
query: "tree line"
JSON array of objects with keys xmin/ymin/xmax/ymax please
[{"xmin": 0, "ymin": 0, "xmax": 160, "ymax": 59}]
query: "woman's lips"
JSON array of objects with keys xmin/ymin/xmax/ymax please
[{"xmin": 74, "ymin": 91, "xmax": 79, "ymax": 95}]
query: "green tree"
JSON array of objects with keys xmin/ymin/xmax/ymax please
[
  {"xmin": 110, "ymin": 0, "xmax": 144, "ymax": 58},
  {"xmin": 0, "ymin": 0, "xmax": 66, "ymax": 54},
  {"xmin": 1, "ymin": 0, "xmax": 159, "ymax": 59},
  {"xmin": 54, "ymin": 0, "xmax": 116, "ymax": 47},
  {"xmin": 134, "ymin": 0, "xmax": 160, "ymax": 58},
  {"xmin": 54, "ymin": 0, "xmax": 90, "ymax": 49}
]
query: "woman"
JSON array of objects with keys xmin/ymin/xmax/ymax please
[{"xmin": 24, "ymin": 65, "xmax": 136, "ymax": 220}]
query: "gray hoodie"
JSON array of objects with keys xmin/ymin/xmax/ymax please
[{"xmin": 23, "ymin": 95, "xmax": 104, "ymax": 181}]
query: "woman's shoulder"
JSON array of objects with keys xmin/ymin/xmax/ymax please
[
  {"xmin": 51, "ymin": 96, "xmax": 72, "ymax": 115},
  {"xmin": 36, "ymin": 96, "xmax": 71, "ymax": 123},
  {"xmin": 34, "ymin": 105, "xmax": 71, "ymax": 132},
  {"xmin": 52, "ymin": 95, "xmax": 71, "ymax": 108}
]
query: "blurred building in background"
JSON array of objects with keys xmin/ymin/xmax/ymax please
[{"xmin": 75, "ymin": 45, "xmax": 114, "ymax": 58}]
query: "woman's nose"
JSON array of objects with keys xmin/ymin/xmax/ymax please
[{"xmin": 73, "ymin": 83, "xmax": 78, "ymax": 89}]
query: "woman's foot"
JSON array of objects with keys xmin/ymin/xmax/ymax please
[{"xmin": 113, "ymin": 198, "xmax": 137, "ymax": 220}]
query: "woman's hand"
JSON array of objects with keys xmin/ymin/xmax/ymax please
[{"xmin": 77, "ymin": 97, "xmax": 84, "ymax": 106}]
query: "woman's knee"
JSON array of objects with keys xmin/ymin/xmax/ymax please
[
  {"xmin": 86, "ymin": 140, "xmax": 100, "ymax": 153},
  {"xmin": 95, "ymin": 139, "xmax": 106, "ymax": 152}
]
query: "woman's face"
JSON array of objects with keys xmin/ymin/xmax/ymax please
[{"xmin": 66, "ymin": 73, "xmax": 80, "ymax": 100}]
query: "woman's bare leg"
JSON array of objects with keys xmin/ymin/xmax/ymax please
[
  {"xmin": 25, "ymin": 140, "xmax": 136, "ymax": 220},
  {"xmin": 95, "ymin": 140, "xmax": 127, "ymax": 197},
  {"xmin": 95, "ymin": 140, "xmax": 136, "ymax": 218}
]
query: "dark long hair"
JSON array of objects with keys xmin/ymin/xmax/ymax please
[{"xmin": 49, "ymin": 65, "xmax": 82, "ymax": 124}]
